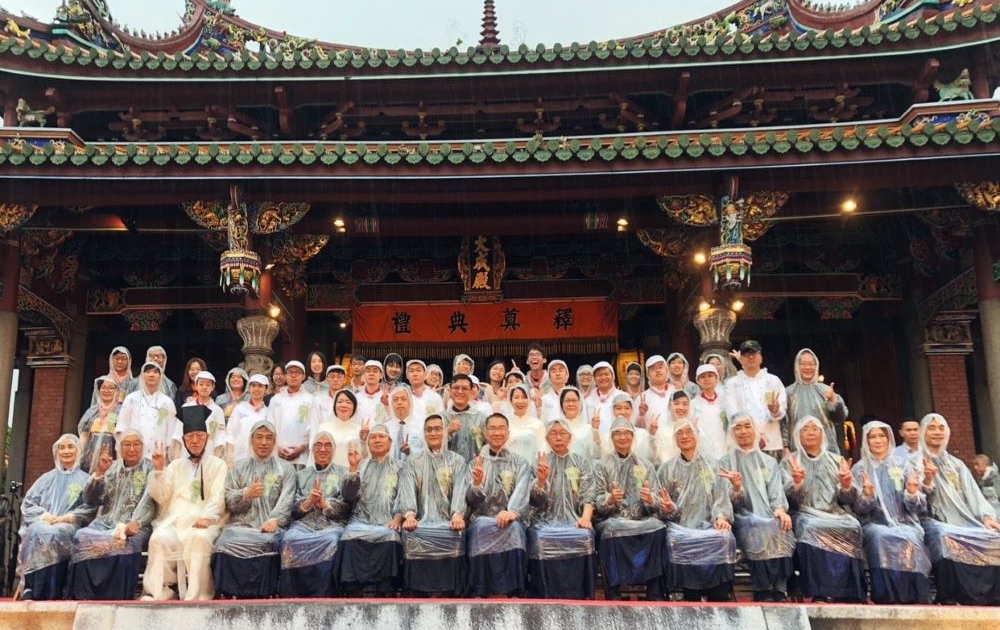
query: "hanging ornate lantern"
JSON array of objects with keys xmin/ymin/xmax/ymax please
[
  {"xmin": 218, "ymin": 186, "xmax": 262, "ymax": 296},
  {"xmin": 219, "ymin": 248, "xmax": 262, "ymax": 295},
  {"xmin": 709, "ymin": 196, "xmax": 753, "ymax": 291}
]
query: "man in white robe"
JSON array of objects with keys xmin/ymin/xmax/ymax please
[{"xmin": 142, "ymin": 406, "xmax": 228, "ymax": 600}]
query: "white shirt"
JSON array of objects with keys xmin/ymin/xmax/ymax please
[
  {"xmin": 227, "ymin": 400, "xmax": 269, "ymax": 463},
  {"xmin": 355, "ymin": 387, "xmax": 388, "ymax": 426},
  {"xmin": 724, "ymin": 368, "xmax": 786, "ymax": 452},
  {"xmin": 691, "ymin": 393, "xmax": 729, "ymax": 461},
  {"xmin": 384, "ymin": 413, "xmax": 425, "ymax": 460},
  {"xmin": 117, "ymin": 389, "xmax": 179, "ymax": 461},
  {"xmin": 409, "ymin": 386, "xmax": 445, "ymax": 419},
  {"xmin": 640, "ymin": 385, "xmax": 672, "ymax": 428},
  {"xmin": 267, "ymin": 388, "xmax": 316, "ymax": 465}
]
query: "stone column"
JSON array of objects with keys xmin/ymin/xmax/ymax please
[
  {"xmin": 922, "ymin": 311, "xmax": 977, "ymax": 462},
  {"xmin": 23, "ymin": 328, "xmax": 72, "ymax": 487},
  {"xmin": 904, "ymin": 307, "xmax": 933, "ymax": 418},
  {"xmin": 692, "ymin": 307, "xmax": 737, "ymax": 378},
  {"xmin": 61, "ymin": 314, "xmax": 88, "ymax": 434},
  {"xmin": 236, "ymin": 314, "xmax": 280, "ymax": 377},
  {"xmin": 974, "ymin": 227, "xmax": 1000, "ymax": 460},
  {"xmin": 0, "ymin": 238, "xmax": 20, "ymax": 484}
]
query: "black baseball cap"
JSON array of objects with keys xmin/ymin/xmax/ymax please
[{"xmin": 739, "ymin": 340, "xmax": 763, "ymax": 354}]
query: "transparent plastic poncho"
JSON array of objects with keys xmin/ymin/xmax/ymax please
[
  {"xmin": 593, "ymin": 448, "xmax": 664, "ymax": 540},
  {"xmin": 781, "ymin": 417, "xmax": 863, "ymax": 559},
  {"xmin": 396, "ymin": 448, "xmax": 469, "ymax": 559},
  {"xmin": 657, "ymin": 446, "xmax": 737, "ymax": 566},
  {"xmin": 719, "ymin": 420, "xmax": 795, "ymax": 561},
  {"xmin": 72, "ymin": 455, "xmax": 156, "ymax": 563},
  {"xmin": 851, "ymin": 421, "xmax": 931, "ymax": 574},
  {"xmin": 444, "ymin": 407, "xmax": 487, "ymax": 461},
  {"xmin": 341, "ymin": 455, "xmax": 404, "ymax": 544},
  {"xmin": 18, "ymin": 435, "xmax": 94, "ymax": 577},
  {"xmin": 784, "ymin": 349, "xmax": 848, "ymax": 453},
  {"xmin": 526, "ymin": 451, "xmax": 596, "ymax": 560},
  {"xmin": 215, "ymin": 421, "xmax": 297, "ymax": 558},
  {"xmin": 919, "ymin": 414, "xmax": 1000, "ymax": 566},
  {"xmin": 466, "ymin": 445, "xmax": 532, "ymax": 558},
  {"xmin": 280, "ymin": 458, "xmax": 350, "ymax": 570},
  {"xmin": 77, "ymin": 379, "xmax": 122, "ymax": 474}
]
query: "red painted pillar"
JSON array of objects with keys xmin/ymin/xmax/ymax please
[
  {"xmin": 23, "ymin": 328, "xmax": 72, "ymax": 486},
  {"xmin": 922, "ymin": 311, "xmax": 977, "ymax": 462}
]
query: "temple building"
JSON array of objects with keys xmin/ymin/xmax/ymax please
[{"xmin": 0, "ymin": 0, "xmax": 998, "ymax": 489}]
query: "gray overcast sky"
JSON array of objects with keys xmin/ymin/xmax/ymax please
[{"xmin": 13, "ymin": 1, "xmax": 748, "ymax": 48}]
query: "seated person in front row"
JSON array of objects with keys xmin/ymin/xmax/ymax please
[
  {"xmin": 338, "ymin": 424, "xmax": 404, "ymax": 595},
  {"xmin": 143, "ymin": 406, "xmax": 228, "ymax": 601},
  {"xmin": 718, "ymin": 412, "xmax": 794, "ymax": 602},
  {"xmin": 212, "ymin": 419, "xmax": 296, "ymax": 598},
  {"xmin": 851, "ymin": 420, "xmax": 931, "ymax": 604},
  {"xmin": 528, "ymin": 418, "xmax": 597, "ymax": 599},
  {"xmin": 68, "ymin": 429, "xmax": 155, "ymax": 600},
  {"xmin": 781, "ymin": 416, "xmax": 866, "ymax": 603},
  {"xmin": 278, "ymin": 429, "xmax": 351, "ymax": 597},
  {"xmin": 465, "ymin": 413, "xmax": 532, "ymax": 598},
  {"xmin": 592, "ymin": 417, "xmax": 665, "ymax": 601},
  {"xmin": 656, "ymin": 420, "xmax": 737, "ymax": 602},
  {"xmin": 16, "ymin": 434, "xmax": 93, "ymax": 600},
  {"xmin": 919, "ymin": 413, "xmax": 1000, "ymax": 605},
  {"xmin": 397, "ymin": 414, "xmax": 469, "ymax": 595}
]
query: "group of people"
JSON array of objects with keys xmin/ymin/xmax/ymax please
[{"xmin": 15, "ymin": 341, "xmax": 1000, "ymax": 604}]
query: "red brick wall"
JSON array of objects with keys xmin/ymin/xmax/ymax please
[
  {"xmin": 25, "ymin": 367, "xmax": 68, "ymax": 487},
  {"xmin": 927, "ymin": 354, "xmax": 976, "ymax": 462}
]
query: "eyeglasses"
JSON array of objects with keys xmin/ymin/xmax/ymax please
[{"xmin": 313, "ymin": 443, "xmax": 334, "ymax": 449}]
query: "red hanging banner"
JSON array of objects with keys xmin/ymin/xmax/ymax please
[{"xmin": 352, "ymin": 300, "xmax": 618, "ymax": 357}]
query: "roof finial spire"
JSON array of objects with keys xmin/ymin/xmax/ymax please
[{"xmin": 479, "ymin": 0, "xmax": 501, "ymax": 48}]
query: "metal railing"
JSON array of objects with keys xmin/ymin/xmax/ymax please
[{"xmin": 0, "ymin": 480, "xmax": 23, "ymax": 597}]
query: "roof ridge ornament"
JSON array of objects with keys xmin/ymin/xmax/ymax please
[{"xmin": 480, "ymin": 0, "xmax": 501, "ymax": 48}]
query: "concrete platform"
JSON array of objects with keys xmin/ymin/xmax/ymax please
[{"xmin": 0, "ymin": 600, "xmax": 998, "ymax": 630}]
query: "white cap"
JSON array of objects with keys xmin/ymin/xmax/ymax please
[
  {"xmin": 195, "ymin": 370, "xmax": 215, "ymax": 382},
  {"xmin": 248, "ymin": 374, "xmax": 269, "ymax": 386},
  {"xmin": 696, "ymin": 364, "xmax": 718, "ymax": 379},
  {"xmin": 405, "ymin": 359, "xmax": 426, "ymax": 369},
  {"xmin": 548, "ymin": 359, "xmax": 567, "ymax": 371},
  {"xmin": 285, "ymin": 360, "xmax": 306, "ymax": 372},
  {"xmin": 364, "ymin": 359, "xmax": 384, "ymax": 371},
  {"xmin": 469, "ymin": 375, "xmax": 481, "ymax": 386},
  {"xmin": 645, "ymin": 354, "xmax": 666, "ymax": 368},
  {"xmin": 326, "ymin": 364, "xmax": 346, "ymax": 374},
  {"xmin": 592, "ymin": 361, "xmax": 614, "ymax": 374}
]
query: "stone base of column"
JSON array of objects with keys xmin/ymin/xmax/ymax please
[{"xmin": 237, "ymin": 314, "xmax": 280, "ymax": 376}]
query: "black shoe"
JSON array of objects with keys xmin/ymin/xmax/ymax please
[
  {"xmin": 812, "ymin": 596, "xmax": 832, "ymax": 603},
  {"xmin": 771, "ymin": 591, "xmax": 788, "ymax": 602},
  {"xmin": 604, "ymin": 586, "xmax": 621, "ymax": 601},
  {"xmin": 753, "ymin": 591, "xmax": 774, "ymax": 602}
]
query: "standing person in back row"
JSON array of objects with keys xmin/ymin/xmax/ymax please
[
  {"xmin": 725, "ymin": 340, "xmax": 786, "ymax": 459},
  {"xmin": 785, "ymin": 349, "xmax": 848, "ymax": 455},
  {"xmin": 267, "ymin": 361, "xmax": 315, "ymax": 468}
]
